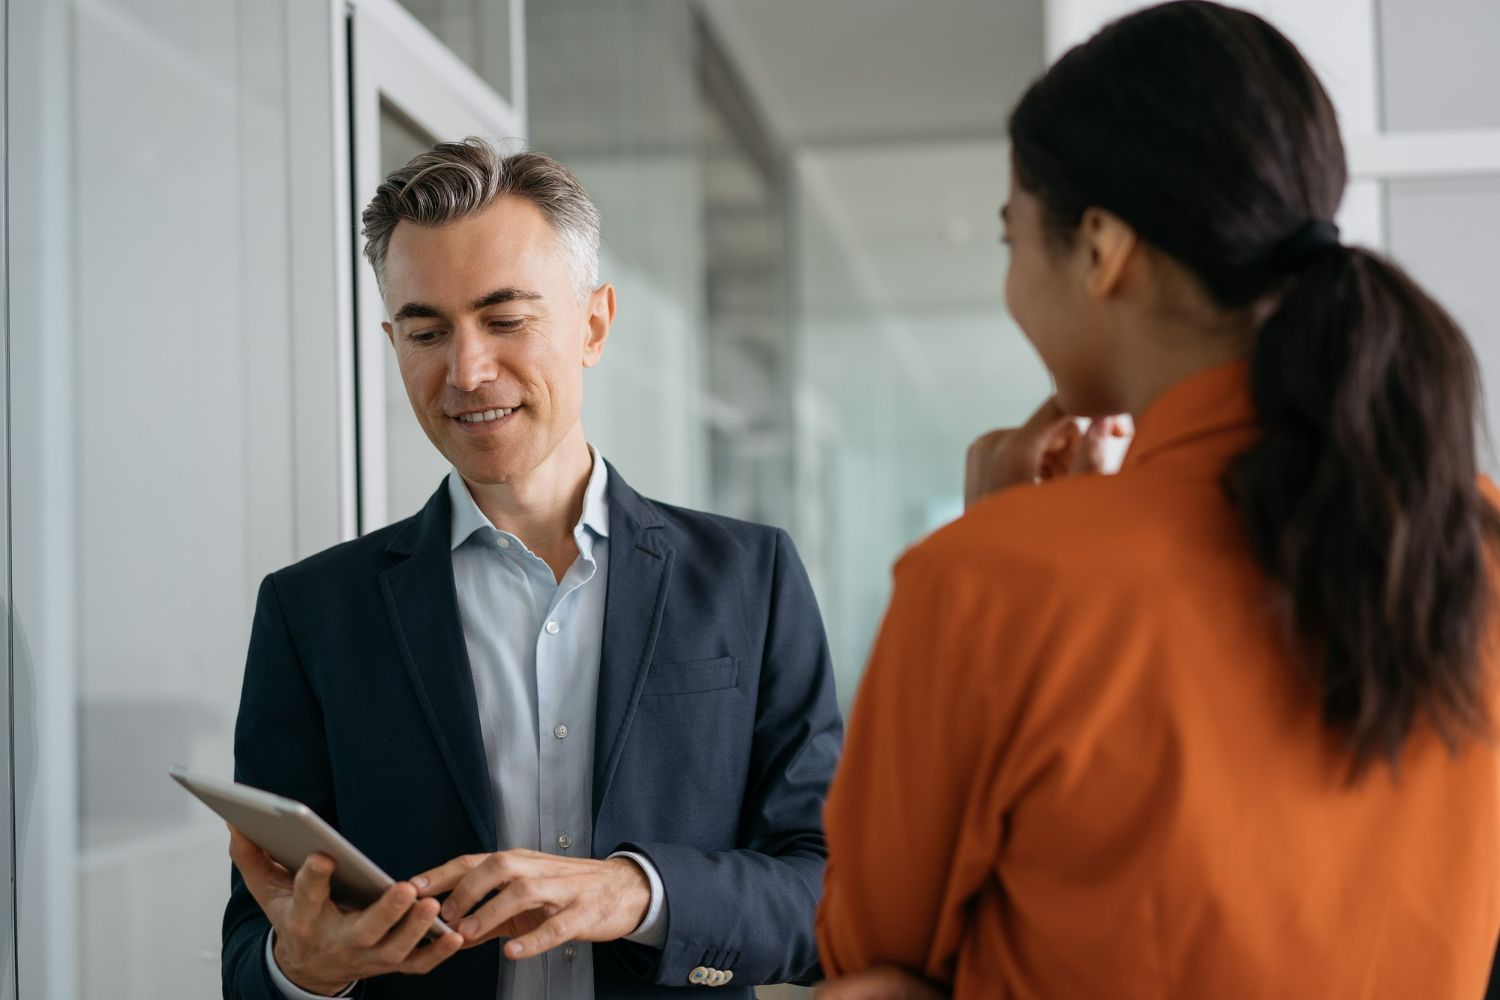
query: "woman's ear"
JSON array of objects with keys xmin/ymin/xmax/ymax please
[{"xmin": 1078, "ymin": 207, "xmax": 1138, "ymax": 300}]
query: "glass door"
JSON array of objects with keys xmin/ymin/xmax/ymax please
[{"xmin": 348, "ymin": 0, "xmax": 526, "ymax": 532}]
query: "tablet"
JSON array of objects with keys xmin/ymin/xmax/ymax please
[{"xmin": 170, "ymin": 767, "xmax": 454, "ymax": 939}]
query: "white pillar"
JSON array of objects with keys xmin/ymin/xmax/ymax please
[{"xmin": 10, "ymin": 0, "xmax": 80, "ymax": 994}]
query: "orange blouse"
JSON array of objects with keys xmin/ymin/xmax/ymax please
[{"xmin": 817, "ymin": 361, "xmax": 1500, "ymax": 998}]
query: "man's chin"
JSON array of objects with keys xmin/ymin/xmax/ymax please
[
  {"xmin": 434, "ymin": 437, "xmax": 524, "ymax": 484},
  {"xmin": 451, "ymin": 458, "xmax": 528, "ymax": 487},
  {"xmin": 439, "ymin": 424, "xmax": 586, "ymax": 489}
]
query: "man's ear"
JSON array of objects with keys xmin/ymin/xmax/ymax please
[
  {"xmin": 383, "ymin": 321, "xmax": 395, "ymax": 348},
  {"xmin": 1078, "ymin": 207, "xmax": 1138, "ymax": 300},
  {"xmin": 582, "ymin": 284, "xmax": 616, "ymax": 368}
]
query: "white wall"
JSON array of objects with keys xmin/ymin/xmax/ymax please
[{"xmin": 1378, "ymin": 0, "xmax": 1500, "ymax": 132}]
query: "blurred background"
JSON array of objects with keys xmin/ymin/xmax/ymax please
[{"xmin": 2, "ymin": 0, "xmax": 1498, "ymax": 996}]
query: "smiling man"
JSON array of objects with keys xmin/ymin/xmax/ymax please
[{"xmin": 221, "ymin": 140, "xmax": 843, "ymax": 999}]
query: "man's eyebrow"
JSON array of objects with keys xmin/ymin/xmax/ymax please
[
  {"xmin": 392, "ymin": 288, "xmax": 544, "ymax": 323},
  {"xmin": 392, "ymin": 301, "xmax": 443, "ymax": 323},
  {"xmin": 471, "ymin": 287, "xmax": 543, "ymax": 311}
]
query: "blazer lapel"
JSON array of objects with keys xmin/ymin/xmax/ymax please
[
  {"xmin": 593, "ymin": 464, "xmax": 674, "ymax": 820},
  {"xmin": 379, "ymin": 485, "xmax": 497, "ymax": 850}
]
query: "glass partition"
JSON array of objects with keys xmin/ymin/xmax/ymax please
[
  {"xmin": 700, "ymin": 24, "xmax": 793, "ymax": 528},
  {"xmin": 1, "ymin": 0, "xmax": 15, "ymax": 989},
  {"xmin": 525, "ymin": 2, "xmax": 1053, "ymax": 717},
  {"xmin": 10, "ymin": 0, "xmax": 304, "ymax": 995}
]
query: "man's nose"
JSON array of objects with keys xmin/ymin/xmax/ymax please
[{"xmin": 448, "ymin": 324, "xmax": 497, "ymax": 393}]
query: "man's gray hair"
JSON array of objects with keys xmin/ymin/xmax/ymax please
[{"xmin": 362, "ymin": 138, "xmax": 601, "ymax": 303}]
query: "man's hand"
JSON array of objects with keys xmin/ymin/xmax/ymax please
[
  {"xmin": 964, "ymin": 398, "xmax": 1130, "ymax": 508},
  {"xmin": 813, "ymin": 966, "xmax": 948, "ymax": 1000},
  {"xmin": 228, "ymin": 826, "xmax": 463, "ymax": 994},
  {"xmin": 411, "ymin": 849, "xmax": 650, "ymax": 960}
]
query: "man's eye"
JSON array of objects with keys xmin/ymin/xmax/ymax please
[
  {"xmin": 408, "ymin": 330, "xmax": 443, "ymax": 344},
  {"xmin": 490, "ymin": 319, "xmax": 523, "ymax": 331}
]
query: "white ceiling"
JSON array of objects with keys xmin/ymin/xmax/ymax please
[{"xmin": 701, "ymin": 0, "xmax": 1047, "ymax": 147}]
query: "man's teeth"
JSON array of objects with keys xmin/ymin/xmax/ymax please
[{"xmin": 457, "ymin": 407, "xmax": 515, "ymax": 423}]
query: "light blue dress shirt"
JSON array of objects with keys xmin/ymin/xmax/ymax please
[{"xmin": 268, "ymin": 448, "xmax": 666, "ymax": 999}]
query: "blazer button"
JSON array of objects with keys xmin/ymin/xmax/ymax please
[{"xmin": 689, "ymin": 966, "xmax": 710, "ymax": 985}]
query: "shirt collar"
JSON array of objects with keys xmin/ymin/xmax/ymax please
[
  {"xmin": 579, "ymin": 446, "xmax": 611, "ymax": 539},
  {"xmin": 447, "ymin": 445, "xmax": 611, "ymax": 552},
  {"xmin": 1121, "ymin": 360, "xmax": 1258, "ymax": 471}
]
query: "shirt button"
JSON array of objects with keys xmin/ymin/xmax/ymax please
[
  {"xmin": 545, "ymin": 620, "xmax": 560, "ymax": 635},
  {"xmin": 553, "ymin": 724, "xmax": 569, "ymax": 740},
  {"xmin": 563, "ymin": 944, "xmax": 577, "ymax": 961},
  {"xmin": 497, "ymin": 536, "xmax": 510, "ymax": 549},
  {"xmin": 557, "ymin": 834, "xmax": 573, "ymax": 850}
]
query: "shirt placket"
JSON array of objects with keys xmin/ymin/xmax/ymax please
[{"xmin": 534, "ymin": 535, "xmax": 596, "ymax": 998}]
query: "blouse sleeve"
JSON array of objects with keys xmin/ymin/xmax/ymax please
[{"xmin": 816, "ymin": 541, "xmax": 1028, "ymax": 986}]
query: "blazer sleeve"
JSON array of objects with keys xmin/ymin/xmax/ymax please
[
  {"xmin": 223, "ymin": 573, "xmax": 355, "ymax": 1000},
  {"xmin": 615, "ymin": 529, "xmax": 844, "ymax": 987}
]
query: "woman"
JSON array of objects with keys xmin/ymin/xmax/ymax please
[{"xmin": 814, "ymin": 3, "xmax": 1500, "ymax": 998}]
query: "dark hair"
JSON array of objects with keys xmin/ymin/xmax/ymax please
[{"xmin": 1009, "ymin": 1, "xmax": 1498, "ymax": 771}]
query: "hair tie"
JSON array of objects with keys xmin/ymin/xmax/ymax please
[{"xmin": 1273, "ymin": 218, "xmax": 1342, "ymax": 270}]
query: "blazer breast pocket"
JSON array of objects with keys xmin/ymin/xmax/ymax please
[{"xmin": 643, "ymin": 656, "xmax": 739, "ymax": 696}]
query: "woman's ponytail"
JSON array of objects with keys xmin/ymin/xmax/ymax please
[{"xmin": 1226, "ymin": 244, "xmax": 1499, "ymax": 769}]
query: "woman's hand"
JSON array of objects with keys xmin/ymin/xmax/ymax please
[
  {"xmin": 964, "ymin": 399, "xmax": 1130, "ymax": 508},
  {"xmin": 813, "ymin": 966, "xmax": 948, "ymax": 1000}
]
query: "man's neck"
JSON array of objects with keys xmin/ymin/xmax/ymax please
[{"xmin": 463, "ymin": 429, "xmax": 595, "ymax": 581}]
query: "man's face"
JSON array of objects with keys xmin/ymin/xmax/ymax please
[{"xmin": 381, "ymin": 196, "xmax": 611, "ymax": 488}]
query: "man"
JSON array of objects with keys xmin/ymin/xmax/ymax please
[{"xmin": 222, "ymin": 139, "xmax": 842, "ymax": 999}]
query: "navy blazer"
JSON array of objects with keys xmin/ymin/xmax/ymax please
[{"xmin": 223, "ymin": 465, "xmax": 844, "ymax": 998}]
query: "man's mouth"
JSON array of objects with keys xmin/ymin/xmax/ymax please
[{"xmin": 454, "ymin": 405, "xmax": 520, "ymax": 424}]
